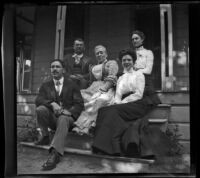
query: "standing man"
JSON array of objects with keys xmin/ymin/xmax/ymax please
[
  {"xmin": 64, "ymin": 38, "xmax": 94, "ymax": 89},
  {"xmin": 35, "ymin": 59, "xmax": 84, "ymax": 171}
]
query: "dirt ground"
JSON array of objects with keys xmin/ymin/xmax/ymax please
[{"xmin": 17, "ymin": 143, "xmax": 192, "ymax": 175}]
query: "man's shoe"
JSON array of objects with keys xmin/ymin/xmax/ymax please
[
  {"xmin": 35, "ymin": 136, "xmax": 50, "ymax": 145},
  {"xmin": 41, "ymin": 149, "xmax": 61, "ymax": 171}
]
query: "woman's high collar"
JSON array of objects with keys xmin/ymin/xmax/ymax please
[
  {"xmin": 98, "ymin": 59, "xmax": 108, "ymax": 64},
  {"xmin": 136, "ymin": 45, "xmax": 144, "ymax": 51},
  {"xmin": 123, "ymin": 67, "xmax": 135, "ymax": 74}
]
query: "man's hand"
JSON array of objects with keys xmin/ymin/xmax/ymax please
[
  {"xmin": 61, "ymin": 109, "xmax": 72, "ymax": 116},
  {"xmin": 50, "ymin": 102, "xmax": 62, "ymax": 115},
  {"xmin": 69, "ymin": 75, "xmax": 78, "ymax": 79},
  {"xmin": 75, "ymin": 74, "xmax": 84, "ymax": 79},
  {"xmin": 69, "ymin": 74, "xmax": 83, "ymax": 80}
]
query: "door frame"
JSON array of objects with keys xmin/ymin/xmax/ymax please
[
  {"xmin": 160, "ymin": 4, "xmax": 174, "ymax": 91},
  {"xmin": 55, "ymin": 5, "xmax": 66, "ymax": 60},
  {"xmin": 55, "ymin": 4, "xmax": 175, "ymax": 91}
]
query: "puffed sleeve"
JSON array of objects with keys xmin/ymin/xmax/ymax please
[
  {"xmin": 137, "ymin": 50, "xmax": 154, "ymax": 75},
  {"xmin": 91, "ymin": 63, "xmax": 103, "ymax": 81},
  {"xmin": 121, "ymin": 72, "xmax": 145, "ymax": 104},
  {"xmin": 113, "ymin": 76, "xmax": 123, "ymax": 103},
  {"xmin": 104, "ymin": 60, "xmax": 119, "ymax": 85}
]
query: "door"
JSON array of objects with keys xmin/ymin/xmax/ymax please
[
  {"xmin": 64, "ymin": 5, "xmax": 88, "ymax": 55},
  {"xmin": 134, "ymin": 5, "xmax": 162, "ymax": 90}
]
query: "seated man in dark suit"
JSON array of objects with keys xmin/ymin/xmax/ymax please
[
  {"xmin": 35, "ymin": 59, "xmax": 84, "ymax": 171},
  {"xmin": 63, "ymin": 38, "xmax": 95, "ymax": 89}
]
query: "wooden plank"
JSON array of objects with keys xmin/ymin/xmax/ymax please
[
  {"xmin": 17, "ymin": 103, "xmax": 36, "ymax": 116},
  {"xmin": 54, "ymin": 6, "xmax": 66, "ymax": 60},
  {"xmin": 148, "ymin": 118, "xmax": 167, "ymax": 123},
  {"xmin": 160, "ymin": 6, "xmax": 166, "ymax": 90},
  {"xmin": 167, "ymin": 123, "xmax": 190, "ymax": 140},
  {"xmin": 169, "ymin": 106, "xmax": 190, "ymax": 123},
  {"xmin": 157, "ymin": 92, "xmax": 189, "ymax": 105},
  {"xmin": 17, "ymin": 94, "xmax": 37, "ymax": 103},
  {"xmin": 179, "ymin": 141, "xmax": 190, "ymax": 154},
  {"xmin": 17, "ymin": 115, "xmax": 36, "ymax": 128},
  {"xmin": 167, "ymin": 5, "xmax": 173, "ymax": 78},
  {"xmin": 65, "ymin": 132, "xmax": 93, "ymax": 150},
  {"xmin": 148, "ymin": 107, "xmax": 170, "ymax": 119},
  {"xmin": 20, "ymin": 142, "xmax": 155, "ymax": 164},
  {"xmin": 149, "ymin": 122, "xmax": 168, "ymax": 133},
  {"xmin": 14, "ymin": 105, "xmax": 170, "ymax": 119}
]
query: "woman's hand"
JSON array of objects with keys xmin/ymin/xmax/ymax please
[{"xmin": 110, "ymin": 98, "xmax": 121, "ymax": 105}]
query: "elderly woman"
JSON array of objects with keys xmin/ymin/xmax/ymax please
[
  {"xmin": 92, "ymin": 49, "xmax": 172, "ymax": 159},
  {"xmin": 72, "ymin": 45, "xmax": 119, "ymax": 135}
]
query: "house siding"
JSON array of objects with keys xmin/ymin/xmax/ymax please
[
  {"xmin": 32, "ymin": 6, "xmax": 57, "ymax": 92},
  {"xmin": 88, "ymin": 5, "xmax": 132, "ymax": 61}
]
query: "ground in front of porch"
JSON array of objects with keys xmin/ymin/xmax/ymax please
[{"xmin": 17, "ymin": 143, "xmax": 191, "ymax": 174}]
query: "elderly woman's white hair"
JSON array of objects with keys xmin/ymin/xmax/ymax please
[{"xmin": 94, "ymin": 45, "xmax": 107, "ymax": 54}]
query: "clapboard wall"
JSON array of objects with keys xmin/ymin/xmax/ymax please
[
  {"xmin": 158, "ymin": 92, "xmax": 190, "ymax": 153},
  {"xmin": 32, "ymin": 6, "xmax": 57, "ymax": 92}
]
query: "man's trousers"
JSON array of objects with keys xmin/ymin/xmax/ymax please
[{"xmin": 36, "ymin": 105, "xmax": 74, "ymax": 155}]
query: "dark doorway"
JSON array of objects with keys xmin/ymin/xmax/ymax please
[
  {"xmin": 64, "ymin": 5, "xmax": 86, "ymax": 55},
  {"xmin": 134, "ymin": 5, "xmax": 161, "ymax": 90}
]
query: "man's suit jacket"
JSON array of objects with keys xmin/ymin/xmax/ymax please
[
  {"xmin": 63, "ymin": 54, "xmax": 95, "ymax": 81},
  {"xmin": 35, "ymin": 77, "xmax": 84, "ymax": 121}
]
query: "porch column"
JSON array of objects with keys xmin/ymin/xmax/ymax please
[
  {"xmin": 160, "ymin": 4, "xmax": 174, "ymax": 91},
  {"xmin": 55, "ymin": 6, "xmax": 66, "ymax": 60}
]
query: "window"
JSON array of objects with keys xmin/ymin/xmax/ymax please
[
  {"xmin": 172, "ymin": 4, "xmax": 189, "ymax": 91},
  {"xmin": 16, "ymin": 6, "xmax": 35, "ymax": 93}
]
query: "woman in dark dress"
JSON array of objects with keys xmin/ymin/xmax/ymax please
[{"xmin": 92, "ymin": 49, "xmax": 172, "ymax": 159}]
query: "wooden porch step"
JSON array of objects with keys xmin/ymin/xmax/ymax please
[
  {"xmin": 17, "ymin": 103, "xmax": 171, "ymax": 152},
  {"xmin": 62, "ymin": 115, "xmax": 167, "ymax": 151},
  {"xmin": 17, "ymin": 92, "xmax": 190, "ymax": 105},
  {"xmin": 20, "ymin": 141, "xmax": 155, "ymax": 164},
  {"xmin": 17, "ymin": 103, "xmax": 171, "ymax": 119},
  {"xmin": 148, "ymin": 118, "xmax": 168, "ymax": 123},
  {"xmin": 17, "ymin": 104, "xmax": 171, "ymax": 149},
  {"xmin": 64, "ymin": 132, "xmax": 93, "ymax": 150}
]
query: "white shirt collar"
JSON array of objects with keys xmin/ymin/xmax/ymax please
[
  {"xmin": 53, "ymin": 76, "xmax": 64, "ymax": 85},
  {"xmin": 72, "ymin": 53, "xmax": 83, "ymax": 58}
]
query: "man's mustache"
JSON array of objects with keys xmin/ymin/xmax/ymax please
[{"xmin": 52, "ymin": 71, "xmax": 58, "ymax": 74}]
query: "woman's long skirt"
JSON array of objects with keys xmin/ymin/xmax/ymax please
[
  {"xmin": 92, "ymin": 96, "xmax": 172, "ymax": 157},
  {"xmin": 72, "ymin": 81, "xmax": 115, "ymax": 135}
]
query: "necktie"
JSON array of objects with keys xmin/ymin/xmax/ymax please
[
  {"xmin": 74, "ymin": 55, "xmax": 81, "ymax": 64},
  {"xmin": 55, "ymin": 80, "xmax": 61, "ymax": 95}
]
